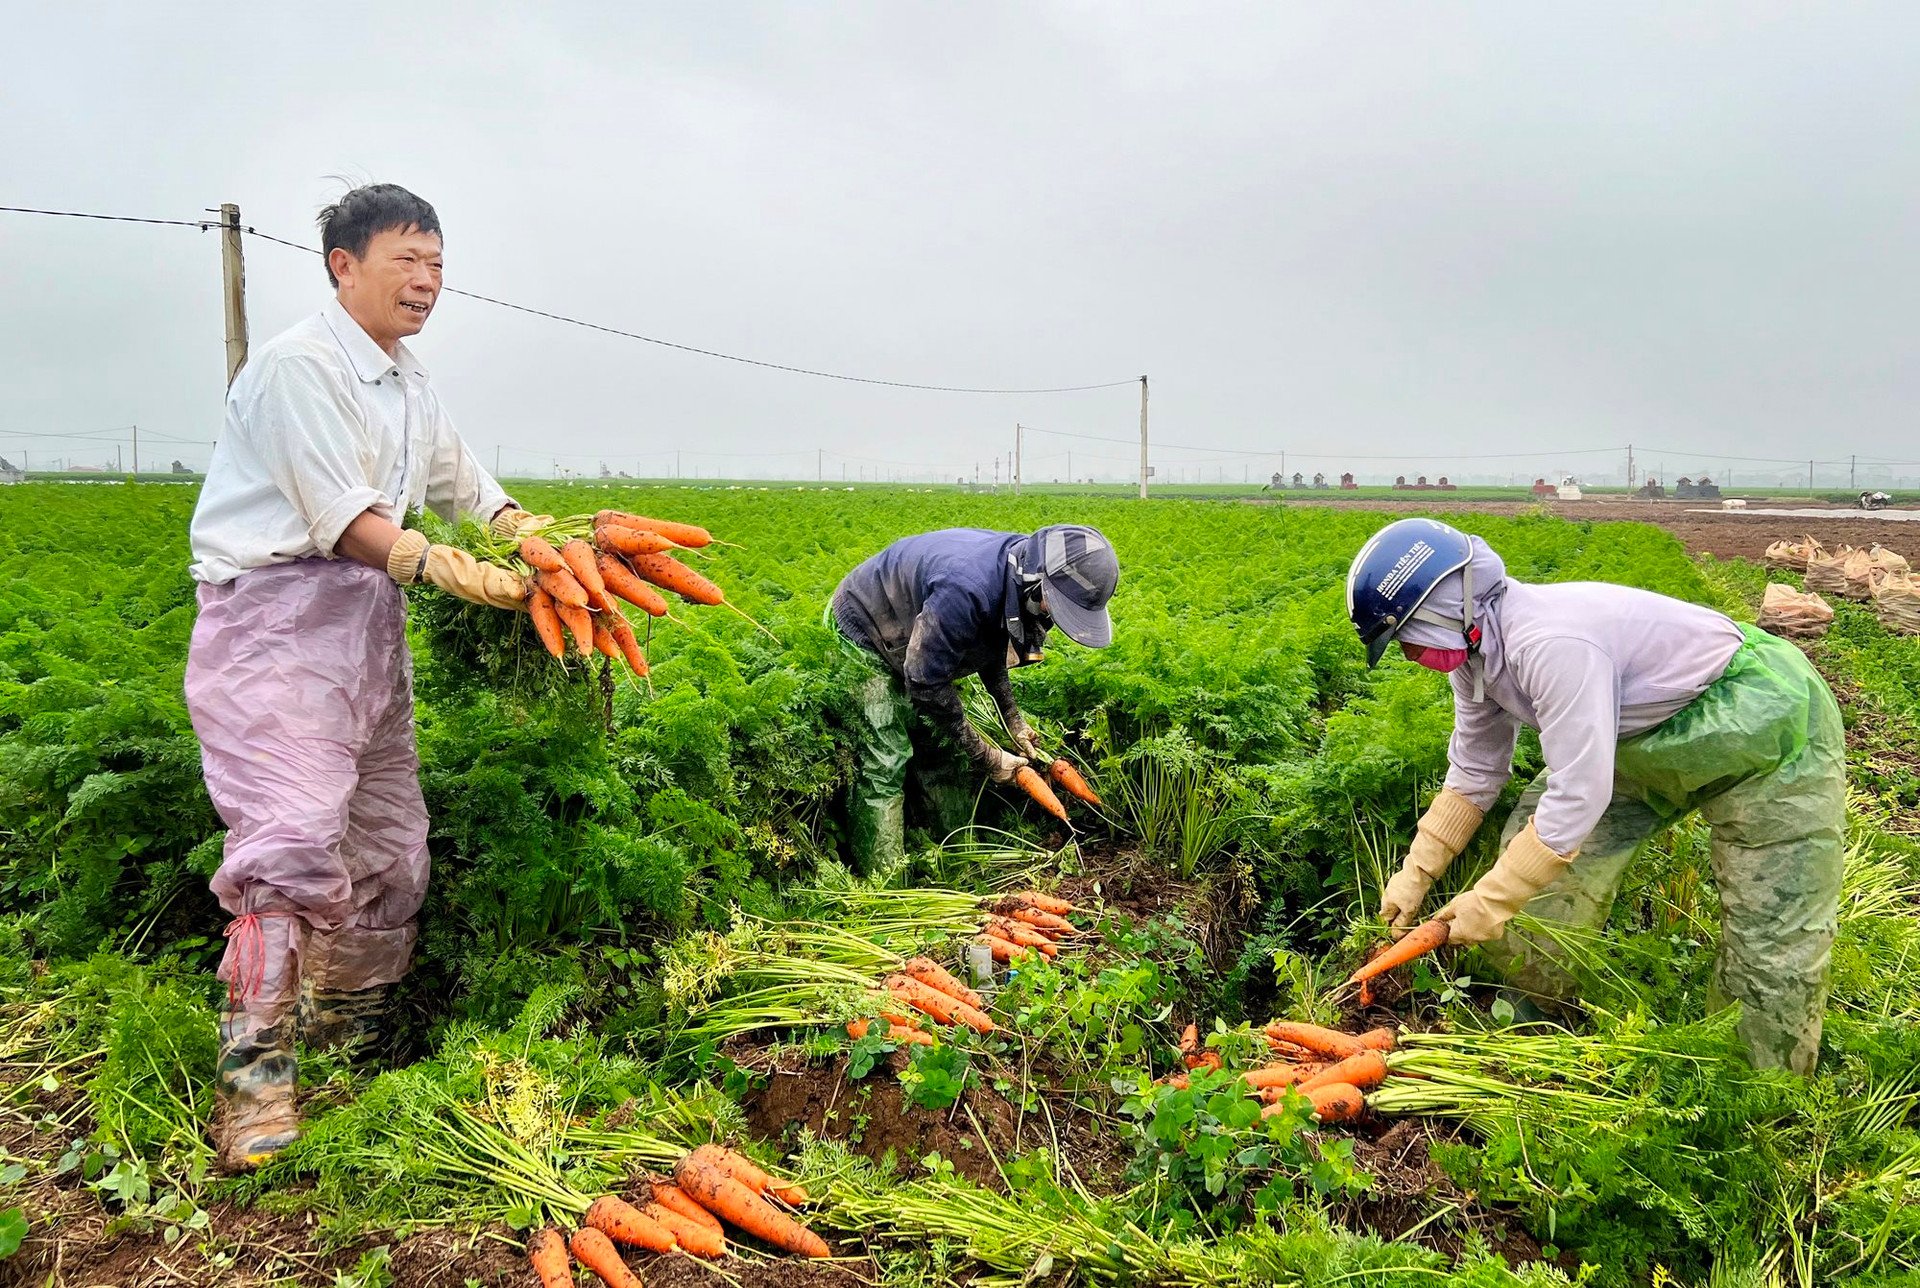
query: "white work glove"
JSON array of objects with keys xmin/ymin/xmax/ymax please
[
  {"xmin": 1005, "ymin": 713, "xmax": 1044, "ymax": 763},
  {"xmin": 387, "ymin": 530, "xmax": 528, "ymax": 611},
  {"xmin": 1432, "ymin": 821, "xmax": 1574, "ymax": 946},
  {"xmin": 981, "ymin": 746, "xmax": 1029, "ymax": 785},
  {"xmin": 1380, "ymin": 789, "xmax": 1485, "ymax": 933},
  {"xmin": 488, "ymin": 507, "xmax": 554, "ymax": 540}
]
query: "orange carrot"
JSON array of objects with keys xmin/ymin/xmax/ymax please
[
  {"xmin": 674, "ymin": 1159, "xmax": 828, "ymax": 1257},
  {"xmin": 527, "ymin": 588, "xmax": 566, "ymax": 658},
  {"xmin": 585, "ymin": 1194, "xmax": 678, "ymax": 1253},
  {"xmin": 1178, "ymin": 1023, "xmax": 1199, "ymax": 1056},
  {"xmin": 642, "ymin": 1198, "xmax": 726, "ymax": 1257},
  {"xmin": 569, "ymin": 1226, "xmax": 644, "ymax": 1287},
  {"xmin": 527, "ymin": 1228, "xmax": 571, "ymax": 1288},
  {"xmin": 1007, "ymin": 890, "xmax": 1075, "ymax": 916},
  {"xmin": 534, "ymin": 568, "xmax": 589, "ymax": 609},
  {"xmin": 1012, "ymin": 764, "xmax": 1070, "ymax": 822},
  {"xmin": 1261, "ymin": 1082, "xmax": 1368, "ymax": 1123},
  {"xmin": 1008, "ymin": 907, "xmax": 1078, "ymax": 937},
  {"xmin": 554, "ymin": 599, "xmax": 594, "ymax": 657},
  {"xmin": 983, "ymin": 919, "xmax": 1058, "ymax": 957},
  {"xmin": 595, "ymin": 510, "xmax": 712, "ymax": 549},
  {"xmin": 651, "ymin": 1182, "xmax": 724, "ymax": 1237},
  {"xmin": 688, "ymin": 1144, "xmax": 809, "ymax": 1206},
  {"xmin": 976, "ymin": 934, "xmax": 1030, "ymax": 963},
  {"xmin": 1187, "ymin": 1049, "xmax": 1224, "ymax": 1072},
  {"xmin": 1243, "ymin": 1062, "xmax": 1324, "ymax": 1090},
  {"xmin": 596, "ymin": 524, "xmax": 681, "ymax": 558},
  {"xmin": 596, "ymin": 553, "xmax": 671, "ymax": 617},
  {"xmin": 846, "ymin": 1018, "xmax": 934, "ymax": 1046},
  {"xmin": 900, "ymin": 956, "xmax": 983, "ymax": 1009},
  {"xmin": 885, "ymin": 974, "xmax": 996, "ymax": 1034},
  {"xmin": 518, "ymin": 535, "xmax": 569, "ymax": 575},
  {"xmin": 1049, "ymin": 759, "xmax": 1103, "ymax": 806},
  {"xmin": 624, "ymin": 552, "xmax": 724, "ymax": 607},
  {"xmin": 589, "ymin": 617, "xmax": 623, "ymax": 662},
  {"xmin": 1347, "ymin": 919, "xmax": 1450, "ymax": 987},
  {"xmin": 562, "ymin": 539, "xmax": 610, "ymax": 603},
  {"xmin": 1357, "ymin": 1027, "xmax": 1398, "ymax": 1052},
  {"xmin": 1296, "ymin": 1050, "xmax": 1389, "ymax": 1093},
  {"xmin": 1263, "ymin": 1022, "xmax": 1370, "ymax": 1060},
  {"xmin": 604, "ymin": 612, "xmax": 651, "ymax": 676}
]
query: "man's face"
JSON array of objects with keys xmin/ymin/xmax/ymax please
[{"xmin": 330, "ymin": 225, "xmax": 444, "ymax": 352}]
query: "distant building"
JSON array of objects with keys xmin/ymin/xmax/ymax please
[{"xmin": 1339, "ymin": 472, "xmax": 1356, "ymax": 489}]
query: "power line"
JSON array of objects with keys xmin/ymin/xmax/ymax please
[{"xmin": 0, "ymin": 205, "xmax": 211, "ymax": 229}]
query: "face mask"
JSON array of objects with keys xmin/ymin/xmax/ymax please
[{"xmin": 1404, "ymin": 643, "xmax": 1469, "ymax": 673}]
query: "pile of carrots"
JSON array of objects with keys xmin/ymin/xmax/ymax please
[
  {"xmin": 526, "ymin": 1143, "xmax": 827, "ymax": 1286},
  {"xmin": 975, "ymin": 888, "xmax": 1088, "ymax": 964},
  {"xmin": 515, "ymin": 510, "xmax": 752, "ymax": 678},
  {"xmin": 1011, "ymin": 759, "xmax": 1101, "ymax": 824},
  {"xmin": 1162, "ymin": 1021, "xmax": 1403, "ymax": 1126}
]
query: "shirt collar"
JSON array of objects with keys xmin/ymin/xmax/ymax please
[{"xmin": 322, "ymin": 297, "xmax": 431, "ymax": 382}]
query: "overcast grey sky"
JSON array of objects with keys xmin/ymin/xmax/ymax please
[{"xmin": 4, "ymin": 3, "xmax": 1917, "ymax": 485}]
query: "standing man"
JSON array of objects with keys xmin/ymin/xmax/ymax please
[
  {"xmin": 1346, "ymin": 518, "xmax": 1846, "ymax": 1073},
  {"xmin": 187, "ymin": 184, "xmax": 542, "ymax": 1170},
  {"xmin": 826, "ymin": 525, "xmax": 1120, "ymax": 872}
]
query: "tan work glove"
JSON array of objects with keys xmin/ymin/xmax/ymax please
[
  {"xmin": 1005, "ymin": 713, "xmax": 1044, "ymax": 763},
  {"xmin": 1432, "ymin": 821, "xmax": 1574, "ymax": 946},
  {"xmin": 981, "ymin": 745, "xmax": 1029, "ymax": 785},
  {"xmin": 488, "ymin": 507, "xmax": 554, "ymax": 540},
  {"xmin": 1380, "ymin": 788, "xmax": 1485, "ymax": 933},
  {"xmin": 387, "ymin": 530, "xmax": 528, "ymax": 610}
]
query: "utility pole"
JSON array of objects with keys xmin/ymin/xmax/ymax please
[
  {"xmin": 1137, "ymin": 375, "xmax": 1150, "ymax": 500},
  {"xmin": 1809, "ymin": 459, "xmax": 1814, "ymax": 492},
  {"xmin": 1626, "ymin": 444, "xmax": 1635, "ymax": 491},
  {"xmin": 1014, "ymin": 424, "xmax": 1023, "ymax": 497},
  {"xmin": 130, "ymin": 424, "xmax": 138, "ymax": 477},
  {"xmin": 216, "ymin": 203, "xmax": 249, "ymax": 385},
  {"xmin": 1850, "ymin": 455, "xmax": 1857, "ymax": 490}
]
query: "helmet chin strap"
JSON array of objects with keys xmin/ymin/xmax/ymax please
[{"xmin": 1407, "ymin": 563, "xmax": 1485, "ymax": 700}]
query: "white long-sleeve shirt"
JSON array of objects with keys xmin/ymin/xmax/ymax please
[{"xmin": 189, "ymin": 298, "xmax": 511, "ymax": 584}]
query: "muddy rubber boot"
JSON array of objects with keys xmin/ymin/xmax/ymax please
[
  {"xmin": 296, "ymin": 980, "xmax": 390, "ymax": 1064},
  {"xmin": 213, "ymin": 1007, "xmax": 299, "ymax": 1173}
]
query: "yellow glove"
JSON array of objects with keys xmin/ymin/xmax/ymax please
[
  {"xmin": 1432, "ymin": 821, "xmax": 1574, "ymax": 946},
  {"xmin": 488, "ymin": 507, "xmax": 554, "ymax": 540},
  {"xmin": 387, "ymin": 530, "xmax": 528, "ymax": 610},
  {"xmin": 1380, "ymin": 789, "xmax": 1484, "ymax": 933}
]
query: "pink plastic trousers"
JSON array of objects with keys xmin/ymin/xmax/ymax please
[{"xmin": 185, "ymin": 559, "xmax": 429, "ymax": 1016}]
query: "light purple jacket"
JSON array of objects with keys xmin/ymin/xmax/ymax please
[{"xmin": 1398, "ymin": 539, "xmax": 1743, "ymax": 854}]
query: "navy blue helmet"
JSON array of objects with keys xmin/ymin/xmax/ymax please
[{"xmin": 1345, "ymin": 518, "xmax": 1473, "ymax": 667}]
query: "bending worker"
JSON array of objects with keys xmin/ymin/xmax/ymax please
[
  {"xmin": 828, "ymin": 525, "xmax": 1120, "ymax": 871},
  {"xmin": 1347, "ymin": 518, "xmax": 1844, "ymax": 1073},
  {"xmin": 186, "ymin": 184, "xmax": 541, "ymax": 1169}
]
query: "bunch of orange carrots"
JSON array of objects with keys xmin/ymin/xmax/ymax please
[
  {"xmin": 1162, "ymin": 1020, "xmax": 1405, "ymax": 1127},
  {"xmin": 974, "ymin": 888, "xmax": 1088, "ymax": 965},
  {"xmin": 512, "ymin": 509, "xmax": 756, "ymax": 678},
  {"xmin": 1010, "ymin": 759, "xmax": 1102, "ymax": 823},
  {"xmin": 526, "ymin": 1143, "xmax": 827, "ymax": 1286},
  {"xmin": 846, "ymin": 954, "xmax": 998, "ymax": 1044}
]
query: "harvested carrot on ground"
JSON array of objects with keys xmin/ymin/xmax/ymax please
[
  {"xmin": 651, "ymin": 1182, "xmax": 724, "ymax": 1237},
  {"xmin": 1264, "ymin": 1022, "xmax": 1371, "ymax": 1060},
  {"xmin": 585, "ymin": 1194, "xmax": 678, "ymax": 1253},
  {"xmin": 675, "ymin": 1156, "xmax": 828, "ymax": 1257},
  {"xmin": 527, "ymin": 1229, "xmax": 571, "ymax": 1288},
  {"xmin": 1356, "ymin": 1026, "xmax": 1398, "ymax": 1051},
  {"xmin": 569, "ymin": 1227, "xmax": 644, "ymax": 1287},
  {"xmin": 527, "ymin": 588, "xmax": 566, "ymax": 658},
  {"xmin": 1007, "ymin": 890, "xmax": 1076, "ymax": 916},
  {"xmin": 984, "ymin": 918, "xmax": 1059, "ymax": 956},
  {"xmin": 1008, "ymin": 906, "xmax": 1078, "ymax": 937},
  {"xmin": 595, "ymin": 510, "xmax": 713, "ymax": 549},
  {"xmin": 1348, "ymin": 919, "xmax": 1450, "ymax": 990},
  {"xmin": 689, "ymin": 1144, "xmax": 810, "ymax": 1206},
  {"xmin": 1297, "ymin": 1050, "xmax": 1389, "ymax": 1093},
  {"xmin": 1049, "ymin": 759, "xmax": 1103, "ymax": 806},
  {"xmin": 554, "ymin": 599, "xmax": 594, "ymax": 658},
  {"xmin": 900, "ymin": 956, "xmax": 983, "ymax": 1009},
  {"xmin": 605, "ymin": 613, "xmax": 651, "ymax": 676},
  {"xmin": 976, "ymin": 934, "xmax": 1030, "ymax": 964},
  {"xmin": 595, "ymin": 524, "xmax": 681, "ymax": 558},
  {"xmin": 518, "ymin": 535, "xmax": 569, "ymax": 575},
  {"xmin": 533, "ymin": 568, "xmax": 589, "ymax": 609},
  {"xmin": 1012, "ymin": 764, "xmax": 1070, "ymax": 823},
  {"xmin": 596, "ymin": 553, "xmax": 671, "ymax": 617},
  {"xmin": 1307, "ymin": 1082, "xmax": 1368, "ymax": 1122},
  {"xmin": 1243, "ymin": 1062, "xmax": 1324, "ymax": 1090},
  {"xmin": 561, "ymin": 539, "xmax": 610, "ymax": 603},
  {"xmin": 885, "ymin": 974, "xmax": 996, "ymax": 1034},
  {"xmin": 846, "ymin": 1018, "xmax": 934, "ymax": 1046},
  {"xmin": 643, "ymin": 1198, "xmax": 726, "ymax": 1257}
]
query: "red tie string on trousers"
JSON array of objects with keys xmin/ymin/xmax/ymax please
[{"xmin": 221, "ymin": 912, "xmax": 290, "ymax": 1007}]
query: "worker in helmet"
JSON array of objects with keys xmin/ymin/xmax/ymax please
[
  {"xmin": 827, "ymin": 525, "xmax": 1120, "ymax": 872},
  {"xmin": 1346, "ymin": 518, "xmax": 1845, "ymax": 1074}
]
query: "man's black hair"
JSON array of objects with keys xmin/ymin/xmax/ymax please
[{"xmin": 317, "ymin": 184, "xmax": 442, "ymax": 287}]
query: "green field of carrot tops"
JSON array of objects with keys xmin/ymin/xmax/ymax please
[{"xmin": 1, "ymin": 482, "xmax": 1917, "ymax": 1287}]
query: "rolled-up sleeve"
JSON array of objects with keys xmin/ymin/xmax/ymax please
[
  {"xmin": 1443, "ymin": 679, "xmax": 1522, "ymax": 810},
  {"xmin": 421, "ymin": 391, "xmax": 510, "ymax": 525},
  {"xmin": 1513, "ymin": 639, "xmax": 1621, "ymax": 855},
  {"xmin": 240, "ymin": 355, "xmax": 389, "ymax": 555}
]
